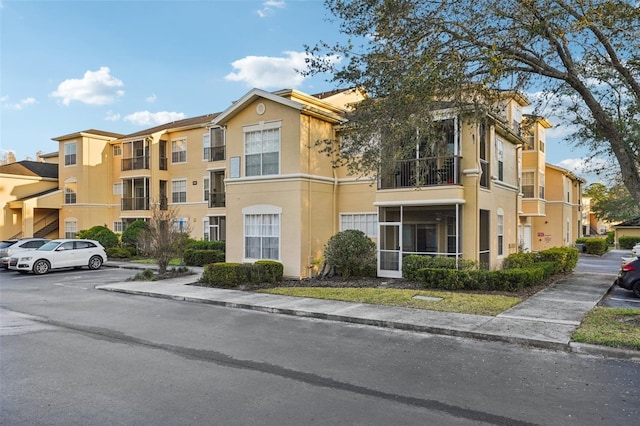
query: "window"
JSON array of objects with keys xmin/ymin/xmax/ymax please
[
  {"xmin": 497, "ymin": 210, "xmax": 504, "ymax": 256},
  {"xmin": 64, "ymin": 219, "xmax": 78, "ymax": 239},
  {"xmin": 172, "ymin": 138, "xmax": 187, "ymax": 163},
  {"xmin": 172, "ymin": 179, "xmax": 187, "ymax": 203},
  {"xmin": 522, "ymin": 172, "xmax": 534, "ymax": 198},
  {"xmin": 64, "ymin": 181, "xmax": 77, "ymax": 204},
  {"xmin": 211, "ymin": 127, "xmax": 225, "ymax": 161},
  {"xmin": 203, "ymin": 176, "xmax": 210, "ymax": 202},
  {"xmin": 203, "ymin": 133, "xmax": 211, "ymax": 160},
  {"xmin": 523, "ymin": 130, "xmax": 534, "ymax": 150},
  {"xmin": 340, "ymin": 213, "xmax": 378, "ymax": 238},
  {"xmin": 159, "ymin": 140, "xmax": 168, "ymax": 170},
  {"xmin": 113, "ymin": 221, "xmax": 124, "ymax": 233},
  {"xmin": 539, "ymin": 138, "xmax": 545, "ymax": 153},
  {"xmin": 539, "ymin": 173, "xmax": 545, "ymax": 199},
  {"xmin": 497, "ymin": 138, "xmax": 504, "ymax": 181},
  {"xmin": 172, "ymin": 217, "xmax": 189, "ymax": 233},
  {"xmin": 113, "ymin": 144, "xmax": 122, "ymax": 156},
  {"xmin": 113, "ymin": 182, "xmax": 123, "ymax": 195},
  {"xmin": 64, "ymin": 142, "xmax": 77, "ymax": 166},
  {"xmin": 479, "ymin": 123, "xmax": 489, "ymax": 188},
  {"xmin": 122, "ymin": 140, "xmax": 149, "ymax": 170},
  {"xmin": 204, "ymin": 216, "xmax": 226, "ymax": 241},
  {"xmin": 245, "ymin": 213, "xmax": 279, "ymax": 260},
  {"xmin": 245, "ymin": 122, "xmax": 280, "ymax": 176}
]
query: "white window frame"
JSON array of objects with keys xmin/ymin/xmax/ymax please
[
  {"xmin": 202, "ymin": 132, "xmax": 210, "ymax": 161},
  {"xmin": 113, "ymin": 144, "xmax": 122, "ymax": 156},
  {"xmin": 64, "ymin": 142, "xmax": 77, "ymax": 166},
  {"xmin": 340, "ymin": 213, "xmax": 378, "ymax": 238},
  {"xmin": 497, "ymin": 209, "xmax": 504, "ymax": 257},
  {"xmin": 204, "ymin": 216, "xmax": 226, "ymax": 241},
  {"xmin": 244, "ymin": 121, "xmax": 281, "ymax": 177},
  {"xmin": 171, "ymin": 179, "xmax": 187, "ymax": 203},
  {"xmin": 243, "ymin": 205, "xmax": 281, "ymax": 261},
  {"xmin": 171, "ymin": 138, "xmax": 187, "ymax": 164},
  {"xmin": 113, "ymin": 221, "xmax": 124, "ymax": 233},
  {"xmin": 64, "ymin": 179, "xmax": 77, "ymax": 204},
  {"xmin": 113, "ymin": 182, "xmax": 123, "ymax": 195},
  {"xmin": 496, "ymin": 138, "xmax": 504, "ymax": 181},
  {"xmin": 64, "ymin": 218, "xmax": 78, "ymax": 239},
  {"xmin": 522, "ymin": 171, "xmax": 535, "ymax": 198},
  {"xmin": 203, "ymin": 176, "xmax": 210, "ymax": 202}
]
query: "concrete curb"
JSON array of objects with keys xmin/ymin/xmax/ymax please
[{"xmin": 569, "ymin": 342, "xmax": 640, "ymax": 361}]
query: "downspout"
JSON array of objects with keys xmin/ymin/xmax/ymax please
[{"xmin": 516, "ymin": 143, "xmax": 523, "ymax": 256}]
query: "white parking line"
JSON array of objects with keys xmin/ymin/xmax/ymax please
[
  {"xmin": 610, "ymin": 297, "xmax": 640, "ymax": 304},
  {"xmin": 52, "ymin": 283, "xmax": 89, "ymax": 290}
]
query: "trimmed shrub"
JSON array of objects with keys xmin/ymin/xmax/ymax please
[
  {"xmin": 324, "ymin": 230, "xmax": 376, "ymax": 278},
  {"xmin": 183, "ymin": 249, "xmax": 225, "ymax": 266},
  {"xmin": 121, "ymin": 220, "xmax": 148, "ymax": 252},
  {"xmin": 186, "ymin": 240, "xmax": 226, "ymax": 251},
  {"xmin": 606, "ymin": 231, "xmax": 615, "ymax": 246},
  {"xmin": 418, "ymin": 264, "xmax": 550, "ymax": 292},
  {"xmin": 502, "ymin": 252, "xmax": 540, "ymax": 269},
  {"xmin": 77, "ymin": 225, "xmax": 119, "ymax": 248},
  {"xmin": 106, "ymin": 246, "xmax": 136, "ymax": 259},
  {"xmin": 539, "ymin": 247, "xmax": 579, "ymax": 272},
  {"xmin": 584, "ymin": 238, "xmax": 608, "ymax": 255},
  {"xmin": 199, "ymin": 261, "xmax": 284, "ymax": 287},
  {"xmin": 200, "ymin": 262, "xmax": 243, "ymax": 287},
  {"xmin": 255, "ymin": 260, "xmax": 284, "ymax": 283},
  {"xmin": 402, "ymin": 255, "xmax": 476, "ymax": 280},
  {"xmin": 619, "ymin": 236, "xmax": 640, "ymax": 249}
]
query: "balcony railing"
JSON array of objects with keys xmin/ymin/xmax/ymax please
[
  {"xmin": 159, "ymin": 197, "xmax": 168, "ymax": 211},
  {"xmin": 208, "ymin": 192, "xmax": 226, "ymax": 208},
  {"xmin": 121, "ymin": 197, "xmax": 150, "ymax": 211},
  {"xmin": 121, "ymin": 156, "xmax": 150, "ymax": 171},
  {"xmin": 480, "ymin": 160, "xmax": 489, "ymax": 188},
  {"xmin": 159, "ymin": 157, "xmax": 168, "ymax": 170},
  {"xmin": 205, "ymin": 146, "xmax": 226, "ymax": 162},
  {"xmin": 379, "ymin": 156, "xmax": 461, "ymax": 190}
]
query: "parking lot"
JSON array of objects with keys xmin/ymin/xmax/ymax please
[{"xmin": 0, "ymin": 265, "xmax": 135, "ymax": 289}]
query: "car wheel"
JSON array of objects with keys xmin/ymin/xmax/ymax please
[
  {"xmin": 33, "ymin": 259, "xmax": 50, "ymax": 275},
  {"xmin": 633, "ymin": 281, "xmax": 640, "ymax": 298},
  {"xmin": 88, "ymin": 256, "xmax": 103, "ymax": 270}
]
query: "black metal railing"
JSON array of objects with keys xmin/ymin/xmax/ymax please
[
  {"xmin": 121, "ymin": 156, "xmax": 150, "ymax": 171},
  {"xmin": 208, "ymin": 192, "xmax": 226, "ymax": 208},
  {"xmin": 480, "ymin": 160, "xmax": 489, "ymax": 188},
  {"xmin": 159, "ymin": 197, "xmax": 168, "ymax": 210},
  {"xmin": 379, "ymin": 156, "xmax": 461, "ymax": 189},
  {"xmin": 205, "ymin": 146, "xmax": 225, "ymax": 162},
  {"xmin": 159, "ymin": 157, "xmax": 167, "ymax": 170},
  {"xmin": 121, "ymin": 197, "xmax": 150, "ymax": 211}
]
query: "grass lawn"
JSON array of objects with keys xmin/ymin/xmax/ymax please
[
  {"xmin": 257, "ymin": 287, "xmax": 521, "ymax": 316},
  {"xmin": 572, "ymin": 307, "xmax": 640, "ymax": 350},
  {"xmin": 130, "ymin": 258, "xmax": 183, "ymax": 266}
]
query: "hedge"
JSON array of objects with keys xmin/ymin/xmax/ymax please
[
  {"xmin": 199, "ymin": 261, "xmax": 284, "ymax": 287},
  {"xmin": 183, "ymin": 249, "xmax": 225, "ymax": 266},
  {"xmin": 402, "ymin": 255, "xmax": 478, "ymax": 281},
  {"xmin": 106, "ymin": 247, "xmax": 137, "ymax": 259},
  {"xmin": 186, "ymin": 240, "xmax": 226, "ymax": 251},
  {"xmin": 584, "ymin": 238, "xmax": 608, "ymax": 255},
  {"xmin": 619, "ymin": 236, "xmax": 640, "ymax": 249}
]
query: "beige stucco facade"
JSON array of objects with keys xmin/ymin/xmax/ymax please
[{"xmin": 2, "ymin": 87, "xmax": 584, "ymax": 278}]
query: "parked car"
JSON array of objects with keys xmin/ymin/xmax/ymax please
[
  {"xmin": 0, "ymin": 238, "xmax": 50, "ymax": 269},
  {"xmin": 8, "ymin": 239, "xmax": 107, "ymax": 275},
  {"xmin": 616, "ymin": 257, "xmax": 640, "ymax": 297}
]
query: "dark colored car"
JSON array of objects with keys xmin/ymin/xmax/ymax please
[{"xmin": 617, "ymin": 257, "xmax": 640, "ymax": 297}]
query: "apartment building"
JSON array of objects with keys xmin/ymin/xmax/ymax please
[{"xmin": 1, "ymin": 87, "xmax": 583, "ymax": 278}]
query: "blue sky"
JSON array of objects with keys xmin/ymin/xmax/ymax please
[{"xmin": 0, "ymin": 0, "xmax": 596, "ymax": 181}]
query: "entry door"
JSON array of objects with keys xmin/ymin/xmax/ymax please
[
  {"xmin": 524, "ymin": 225, "xmax": 532, "ymax": 252},
  {"xmin": 378, "ymin": 223, "xmax": 402, "ymax": 278}
]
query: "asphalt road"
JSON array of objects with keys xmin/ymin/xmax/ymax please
[
  {"xmin": 1, "ymin": 267, "xmax": 639, "ymax": 425},
  {"xmin": 577, "ymin": 250, "xmax": 640, "ymax": 309}
]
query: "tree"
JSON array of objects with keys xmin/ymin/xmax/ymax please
[
  {"xmin": 584, "ymin": 182, "xmax": 640, "ymax": 222},
  {"xmin": 306, "ymin": 0, "xmax": 640, "ymax": 204},
  {"xmin": 76, "ymin": 225, "xmax": 118, "ymax": 248},
  {"xmin": 139, "ymin": 204, "xmax": 191, "ymax": 274}
]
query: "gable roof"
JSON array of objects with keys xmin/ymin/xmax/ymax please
[
  {"xmin": 52, "ymin": 129, "xmax": 125, "ymax": 141},
  {"xmin": 613, "ymin": 216, "xmax": 640, "ymax": 228},
  {"xmin": 0, "ymin": 160, "xmax": 58, "ymax": 179},
  {"xmin": 123, "ymin": 113, "xmax": 220, "ymax": 139}
]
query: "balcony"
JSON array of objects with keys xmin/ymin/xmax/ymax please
[
  {"xmin": 208, "ymin": 192, "xmax": 226, "ymax": 208},
  {"xmin": 121, "ymin": 197, "xmax": 150, "ymax": 211},
  {"xmin": 205, "ymin": 146, "xmax": 225, "ymax": 162},
  {"xmin": 379, "ymin": 156, "xmax": 461, "ymax": 190},
  {"xmin": 121, "ymin": 156, "xmax": 150, "ymax": 171}
]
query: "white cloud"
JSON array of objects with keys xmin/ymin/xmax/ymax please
[
  {"xmin": 123, "ymin": 111, "xmax": 185, "ymax": 126},
  {"xmin": 557, "ymin": 157, "xmax": 608, "ymax": 176},
  {"xmin": 105, "ymin": 111, "xmax": 121, "ymax": 121},
  {"xmin": 50, "ymin": 67, "xmax": 124, "ymax": 106},
  {"xmin": 146, "ymin": 93, "xmax": 157, "ymax": 103},
  {"xmin": 225, "ymin": 51, "xmax": 313, "ymax": 88},
  {"xmin": 2, "ymin": 96, "xmax": 38, "ymax": 110},
  {"xmin": 257, "ymin": 0, "xmax": 286, "ymax": 18}
]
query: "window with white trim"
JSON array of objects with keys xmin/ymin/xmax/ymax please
[
  {"xmin": 172, "ymin": 179, "xmax": 187, "ymax": 203},
  {"xmin": 539, "ymin": 173, "xmax": 545, "ymax": 199},
  {"xmin": 113, "ymin": 221, "xmax": 124, "ymax": 233},
  {"xmin": 497, "ymin": 138, "xmax": 504, "ymax": 181},
  {"xmin": 202, "ymin": 133, "xmax": 210, "ymax": 160},
  {"xmin": 64, "ymin": 219, "xmax": 78, "ymax": 239},
  {"xmin": 244, "ymin": 213, "xmax": 280, "ymax": 260},
  {"xmin": 497, "ymin": 210, "xmax": 504, "ymax": 256},
  {"xmin": 340, "ymin": 213, "xmax": 378, "ymax": 238},
  {"xmin": 171, "ymin": 138, "xmax": 187, "ymax": 163},
  {"xmin": 204, "ymin": 216, "xmax": 226, "ymax": 241},
  {"xmin": 522, "ymin": 172, "xmax": 534, "ymax": 198},
  {"xmin": 113, "ymin": 144, "xmax": 122, "ymax": 156},
  {"xmin": 113, "ymin": 182, "xmax": 123, "ymax": 195},
  {"xmin": 203, "ymin": 176, "xmax": 210, "ymax": 202},
  {"xmin": 64, "ymin": 142, "xmax": 77, "ymax": 166},
  {"xmin": 64, "ymin": 181, "xmax": 77, "ymax": 204},
  {"xmin": 245, "ymin": 122, "xmax": 280, "ymax": 176}
]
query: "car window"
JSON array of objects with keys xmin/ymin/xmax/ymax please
[
  {"xmin": 38, "ymin": 241, "xmax": 60, "ymax": 251},
  {"xmin": 0, "ymin": 241, "xmax": 17, "ymax": 249},
  {"xmin": 23, "ymin": 241, "xmax": 45, "ymax": 249},
  {"xmin": 59, "ymin": 242, "xmax": 74, "ymax": 250},
  {"xmin": 74, "ymin": 241, "xmax": 95, "ymax": 249}
]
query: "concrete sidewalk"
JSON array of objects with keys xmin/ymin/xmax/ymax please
[{"xmin": 98, "ymin": 257, "xmax": 639, "ymax": 360}]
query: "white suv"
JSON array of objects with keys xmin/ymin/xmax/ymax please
[
  {"xmin": 0, "ymin": 238, "xmax": 50, "ymax": 269},
  {"xmin": 8, "ymin": 239, "xmax": 107, "ymax": 275}
]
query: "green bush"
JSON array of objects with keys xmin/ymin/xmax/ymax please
[
  {"xmin": 254, "ymin": 260, "xmax": 284, "ymax": 283},
  {"xmin": 418, "ymin": 264, "xmax": 550, "ymax": 292},
  {"xmin": 402, "ymin": 255, "xmax": 476, "ymax": 280},
  {"xmin": 106, "ymin": 247, "xmax": 136, "ymax": 259},
  {"xmin": 502, "ymin": 252, "xmax": 540, "ymax": 269},
  {"xmin": 539, "ymin": 247, "xmax": 578, "ymax": 272},
  {"xmin": 183, "ymin": 249, "xmax": 225, "ymax": 266},
  {"xmin": 606, "ymin": 231, "xmax": 615, "ymax": 246},
  {"xmin": 200, "ymin": 262, "xmax": 243, "ymax": 287},
  {"xmin": 585, "ymin": 238, "xmax": 608, "ymax": 255},
  {"xmin": 186, "ymin": 239, "xmax": 226, "ymax": 251},
  {"xmin": 199, "ymin": 261, "xmax": 284, "ymax": 287},
  {"xmin": 77, "ymin": 225, "xmax": 119, "ymax": 248},
  {"xmin": 619, "ymin": 236, "xmax": 640, "ymax": 249},
  {"xmin": 324, "ymin": 230, "xmax": 376, "ymax": 278},
  {"xmin": 122, "ymin": 220, "xmax": 148, "ymax": 252}
]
